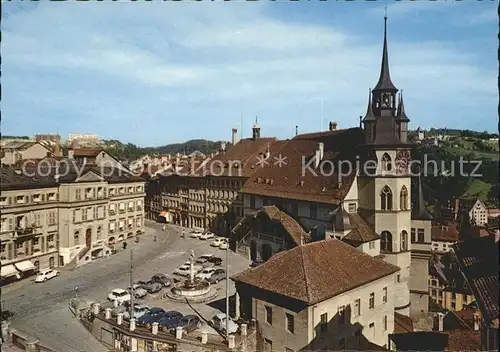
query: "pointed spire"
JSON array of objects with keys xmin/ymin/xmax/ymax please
[
  {"xmin": 362, "ymin": 89, "xmax": 376, "ymax": 122},
  {"xmin": 254, "ymin": 115, "xmax": 259, "ymax": 126},
  {"xmin": 412, "ymin": 173, "xmax": 433, "ymax": 221},
  {"xmin": 396, "ymin": 90, "xmax": 410, "ymax": 121},
  {"xmin": 373, "ymin": 14, "xmax": 397, "ymax": 92}
]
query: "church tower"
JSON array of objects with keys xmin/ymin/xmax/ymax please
[{"xmin": 357, "ymin": 15, "xmax": 413, "ymax": 317}]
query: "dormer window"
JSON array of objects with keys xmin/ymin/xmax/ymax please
[{"xmin": 16, "ymin": 196, "xmax": 26, "ymax": 204}]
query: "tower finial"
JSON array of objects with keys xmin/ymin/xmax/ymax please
[
  {"xmin": 373, "ymin": 10, "xmax": 397, "ymax": 92},
  {"xmin": 255, "ymin": 115, "xmax": 258, "ymax": 125},
  {"xmin": 384, "ymin": 5, "xmax": 388, "ymax": 21}
]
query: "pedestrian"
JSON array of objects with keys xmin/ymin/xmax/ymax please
[
  {"xmin": 162, "ymin": 224, "xmax": 166, "ymax": 231},
  {"xmin": 123, "ymin": 241, "xmax": 127, "ymax": 250},
  {"xmin": 135, "ymin": 236, "xmax": 139, "ymax": 243},
  {"xmin": 154, "ymin": 235, "xmax": 157, "ymax": 242}
]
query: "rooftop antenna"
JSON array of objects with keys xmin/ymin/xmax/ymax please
[{"xmin": 295, "ymin": 125, "xmax": 298, "ymax": 136}]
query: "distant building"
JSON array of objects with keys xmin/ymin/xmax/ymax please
[
  {"xmin": 1, "ymin": 141, "xmax": 56, "ymax": 165},
  {"xmin": 34, "ymin": 134, "xmax": 61, "ymax": 142},
  {"xmin": 459, "ymin": 199, "xmax": 488, "ymax": 226},
  {"xmin": 67, "ymin": 133, "xmax": 100, "ymax": 143}
]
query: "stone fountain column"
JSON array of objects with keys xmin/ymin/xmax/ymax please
[{"xmin": 189, "ymin": 249, "xmax": 195, "ymax": 283}]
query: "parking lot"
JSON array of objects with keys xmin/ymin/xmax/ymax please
[{"xmin": 2, "ymin": 222, "xmax": 252, "ymax": 352}]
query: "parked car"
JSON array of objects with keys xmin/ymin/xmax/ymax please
[
  {"xmin": 129, "ymin": 284, "xmax": 148, "ymax": 299},
  {"xmin": 176, "ymin": 315, "xmax": 201, "ymax": 333},
  {"xmin": 137, "ymin": 307, "xmax": 166, "ymax": 328},
  {"xmin": 151, "ymin": 274, "xmax": 175, "ymax": 287},
  {"xmin": 189, "ymin": 231, "xmax": 203, "ymax": 238},
  {"xmin": 219, "ymin": 239, "xmax": 228, "ymax": 250},
  {"xmin": 157, "ymin": 311, "xmax": 183, "ymax": 332},
  {"xmin": 123, "ymin": 304, "xmax": 150, "ymax": 320},
  {"xmin": 207, "ymin": 256, "xmax": 223, "ymax": 266},
  {"xmin": 112, "ymin": 302, "xmax": 144, "ymax": 317},
  {"xmin": 199, "ymin": 232, "xmax": 215, "ymax": 240},
  {"xmin": 108, "ymin": 289, "xmax": 131, "ymax": 304},
  {"xmin": 210, "ymin": 238, "xmax": 225, "ymax": 247},
  {"xmin": 138, "ymin": 280, "xmax": 163, "ymax": 293},
  {"xmin": 212, "ymin": 313, "xmax": 238, "ymax": 334},
  {"xmin": 207, "ymin": 269, "xmax": 226, "ymax": 284},
  {"xmin": 173, "ymin": 265, "xmax": 191, "ymax": 277},
  {"xmin": 35, "ymin": 269, "xmax": 59, "ymax": 283},
  {"xmin": 195, "ymin": 267, "xmax": 217, "ymax": 280}
]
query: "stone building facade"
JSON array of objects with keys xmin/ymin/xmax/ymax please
[
  {"xmin": 0, "ymin": 160, "xmax": 145, "ymax": 282},
  {"xmin": 232, "ymin": 240, "xmax": 400, "ymax": 351}
]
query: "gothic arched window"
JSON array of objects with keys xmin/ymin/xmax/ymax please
[
  {"xmin": 381, "ymin": 153, "xmax": 392, "ymax": 171},
  {"xmin": 380, "ymin": 186, "xmax": 393, "ymax": 211},
  {"xmin": 381, "ymin": 231, "xmax": 393, "ymax": 252},
  {"xmin": 400, "ymin": 230, "xmax": 408, "ymax": 251},
  {"xmin": 400, "ymin": 186, "xmax": 409, "ymax": 210}
]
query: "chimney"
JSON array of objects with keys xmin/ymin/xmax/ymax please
[
  {"xmin": 54, "ymin": 141, "xmax": 61, "ymax": 158},
  {"xmin": 472, "ymin": 312, "xmax": 480, "ymax": 331},
  {"xmin": 314, "ymin": 142, "xmax": 324, "ymax": 168},
  {"xmin": 232, "ymin": 128, "xmax": 238, "ymax": 145},
  {"xmin": 220, "ymin": 141, "xmax": 226, "ymax": 153},
  {"xmin": 329, "ymin": 121, "xmax": 338, "ymax": 131},
  {"xmin": 436, "ymin": 312, "xmax": 444, "ymax": 331}
]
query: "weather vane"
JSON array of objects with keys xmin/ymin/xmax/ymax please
[{"xmin": 384, "ymin": 5, "xmax": 388, "ymax": 19}]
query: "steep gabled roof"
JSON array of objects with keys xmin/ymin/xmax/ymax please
[
  {"xmin": 342, "ymin": 213, "xmax": 380, "ymax": 244},
  {"xmin": 232, "ymin": 239, "xmax": 399, "ymax": 305}
]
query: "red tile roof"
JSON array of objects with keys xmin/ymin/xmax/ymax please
[
  {"xmin": 431, "ymin": 223, "xmax": 459, "ymax": 242},
  {"xmin": 72, "ymin": 148, "xmax": 103, "ymax": 157},
  {"xmin": 204, "ymin": 138, "xmax": 277, "ymax": 178},
  {"xmin": 453, "ymin": 236, "xmax": 499, "ymax": 328},
  {"xmin": 393, "ymin": 312, "xmax": 414, "ymax": 334},
  {"xmin": 342, "ymin": 213, "xmax": 380, "ymax": 244},
  {"xmin": 241, "ymin": 138, "xmax": 357, "ymax": 204},
  {"xmin": 234, "ymin": 206, "xmax": 310, "ymax": 246},
  {"xmin": 445, "ymin": 330, "xmax": 481, "ymax": 351},
  {"xmin": 232, "ymin": 239, "xmax": 399, "ymax": 305}
]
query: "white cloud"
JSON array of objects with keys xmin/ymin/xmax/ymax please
[{"xmin": 1, "ymin": 1, "xmax": 496, "ymax": 145}]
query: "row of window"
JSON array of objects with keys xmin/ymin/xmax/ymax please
[
  {"xmin": 1, "ymin": 193, "xmax": 58, "ymax": 206},
  {"xmin": 264, "ymin": 288, "xmax": 388, "ymax": 333},
  {"xmin": 380, "ymin": 231, "xmax": 409, "ymax": 252},
  {"xmin": 109, "ymin": 217, "xmax": 143, "ymax": 232},
  {"xmin": 1, "ymin": 234, "xmax": 56, "ymax": 260},
  {"xmin": 1, "ymin": 212, "xmax": 57, "ymax": 232},
  {"xmin": 73, "ymin": 206, "xmax": 106, "ymax": 223},
  {"xmin": 380, "ymin": 185, "xmax": 408, "ymax": 211},
  {"xmin": 109, "ymin": 200, "xmax": 143, "ymax": 214}
]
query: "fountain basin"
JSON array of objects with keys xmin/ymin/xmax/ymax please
[{"xmin": 166, "ymin": 279, "xmax": 218, "ymax": 303}]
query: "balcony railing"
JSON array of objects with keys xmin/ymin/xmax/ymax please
[{"xmin": 15, "ymin": 226, "xmax": 35, "ymax": 237}]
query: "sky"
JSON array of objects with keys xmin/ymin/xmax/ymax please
[{"xmin": 2, "ymin": 0, "xmax": 498, "ymax": 147}]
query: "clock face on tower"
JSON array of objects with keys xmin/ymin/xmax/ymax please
[{"xmin": 395, "ymin": 150, "xmax": 411, "ymax": 174}]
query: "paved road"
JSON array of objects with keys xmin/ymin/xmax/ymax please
[{"xmin": 2, "ymin": 222, "xmax": 251, "ymax": 352}]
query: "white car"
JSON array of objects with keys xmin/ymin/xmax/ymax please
[
  {"xmin": 123, "ymin": 304, "xmax": 150, "ymax": 320},
  {"xmin": 212, "ymin": 313, "xmax": 239, "ymax": 334},
  {"xmin": 195, "ymin": 267, "xmax": 217, "ymax": 280},
  {"xmin": 174, "ymin": 265, "xmax": 191, "ymax": 277},
  {"xmin": 199, "ymin": 232, "xmax": 215, "ymax": 240},
  {"xmin": 189, "ymin": 231, "xmax": 203, "ymax": 238},
  {"xmin": 108, "ymin": 288, "xmax": 131, "ymax": 304},
  {"xmin": 128, "ymin": 284, "xmax": 148, "ymax": 299},
  {"xmin": 210, "ymin": 238, "xmax": 225, "ymax": 247},
  {"xmin": 35, "ymin": 269, "xmax": 59, "ymax": 283},
  {"xmin": 219, "ymin": 239, "xmax": 228, "ymax": 250}
]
